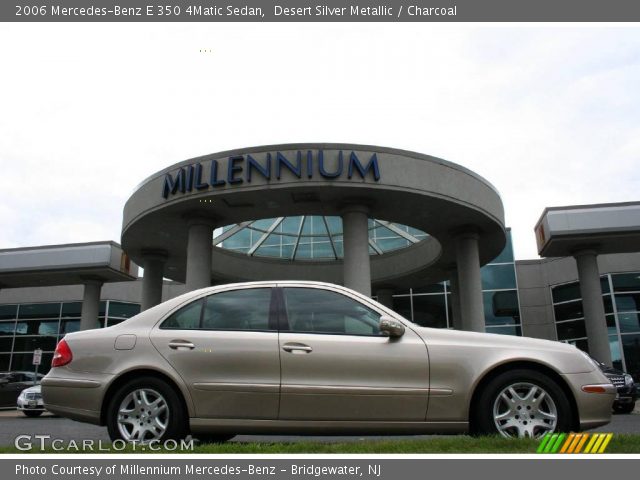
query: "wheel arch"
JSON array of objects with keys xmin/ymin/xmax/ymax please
[
  {"xmin": 99, "ymin": 368, "xmax": 191, "ymax": 426},
  {"xmin": 467, "ymin": 360, "xmax": 580, "ymax": 433}
]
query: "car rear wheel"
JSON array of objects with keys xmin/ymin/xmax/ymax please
[
  {"xmin": 475, "ymin": 369, "xmax": 572, "ymax": 438},
  {"xmin": 22, "ymin": 410, "xmax": 43, "ymax": 417},
  {"xmin": 106, "ymin": 377, "xmax": 188, "ymax": 443}
]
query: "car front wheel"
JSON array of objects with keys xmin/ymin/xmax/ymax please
[
  {"xmin": 475, "ymin": 369, "xmax": 573, "ymax": 439},
  {"xmin": 106, "ymin": 377, "xmax": 188, "ymax": 443}
]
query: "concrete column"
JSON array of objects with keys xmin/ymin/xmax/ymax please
[
  {"xmin": 574, "ymin": 249, "xmax": 612, "ymax": 366},
  {"xmin": 341, "ymin": 205, "xmax": 372, "ymax": 297},
  {"xmin": 185, "ymin": 220, "xmax": 214, "ymax": 292},
  {"xmin": 80, "ymin": 279, "xmax": 102, "ymax": 331},
  {"xmin": 455, "ymin": 230, "xmax": 485, "ymax": 332},
  {"xmin": 448, "ymin": 271, "xmax": 462, "ymax": 330},
  {"xmin": 141, "ymin": 250, "xmax": 167, "ymax": 311},
  {"xmin": 375, "ymin": 288, "xmax": 395, "ymax": 310}
]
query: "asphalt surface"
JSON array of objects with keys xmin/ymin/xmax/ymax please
[{"xmin": 0, "ymin": 409, "xmax": 639, "ymax": 448}]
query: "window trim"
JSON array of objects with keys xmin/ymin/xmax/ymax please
[{"xmin": 277, "ymin": 286, "xmax": 385, "ymax": 338}]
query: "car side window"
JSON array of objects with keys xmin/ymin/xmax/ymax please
[
  {"xmin": 202, "ymin": 288, "xmax": 272, "ymax": 331},
  {"xmin": 160, "ymin": 299, "xmax": 203, "ymax": 330},
  {"xmin": 283, "ymin": 288, "xmax": 382, "ymax": 336}
]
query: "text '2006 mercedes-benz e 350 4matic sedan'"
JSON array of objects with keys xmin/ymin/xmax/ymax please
[{"xmin": 42, "ymin": 281, "xmax": 615, "ymax": 443}]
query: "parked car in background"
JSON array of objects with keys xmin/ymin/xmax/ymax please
[
  {"xmin": 17, "ymin": 385, "xmax": 45, "ymax": 417},
  {"xmin": 0, "ymin": 371, "xmax": 43, "ymax": 408},
  {"xmin": 591, "ymin": 358, "xmax": 637, "ymax": 414},
  {"xmin": 43, "ymin": 281, "xmax": 616, "ymax": 443}
]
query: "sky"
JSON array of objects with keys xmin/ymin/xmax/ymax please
[{"xmin": 0, "ymin": 23, "xmax": 639, "ymax": 260}]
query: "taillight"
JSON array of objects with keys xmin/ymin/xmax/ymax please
[{"xmin": 52, "ymin": 339, "xmax": 73, "ymax": 367}]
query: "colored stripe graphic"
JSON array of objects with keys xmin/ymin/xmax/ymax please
[{"xmin": 536, "ymin": 433, "xmax": 613, "ymax": 454}]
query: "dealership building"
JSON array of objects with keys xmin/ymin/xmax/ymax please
[{"xmin": 0, "ymin": 144, "xmax": 639, "ymax": 380}]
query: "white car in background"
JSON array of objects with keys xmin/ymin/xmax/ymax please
[{"xmin": 17, "ymin": 385, "xmax": 46, "ymax": 417}]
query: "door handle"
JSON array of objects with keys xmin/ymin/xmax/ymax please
[
  {"xmin": 168, "ymin": 340, "xmax": 196, "ymax": 350},
  {"xmin": 282, "ymin": 343, "xmax": 313, "ymax": 353}
]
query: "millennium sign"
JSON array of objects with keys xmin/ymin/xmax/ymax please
[{"xmin": 162, "ymin": 150, "xmax": 381, "ymax": 199}]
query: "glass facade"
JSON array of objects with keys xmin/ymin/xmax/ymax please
[
  {"xmin": 551, "ymin": 272, "xmax": 640, "ymax": 380},
  {"xmin": 214, "ymin": 216, "xmax": 428, "ymax": 261},
  {"xmin": 389, "ymin": 229, "xmax": 522, "ymax": 336},
  {"xmin": 0, "ymin": 300, "xmax": 140, "ymax": 375}
]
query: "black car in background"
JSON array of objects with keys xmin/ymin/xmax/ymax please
[
  {"xmin": 593, "ymin": 360, "xmax": 638, "ymax": 414},
  {"xmin": 0, "ymin": 372, "xmax": 43, "ymax": 408}
]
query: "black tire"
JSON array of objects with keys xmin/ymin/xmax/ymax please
[
  {"xmin": 22, "ymin": 410, "xmax": 43, "ymax": 417},
  {"xmin": 613, "ymin": 402, "xmax": 635, "ymax": 414},
  {"xmin": 474, "ymin": 369, "xmax": 573, "ymax": 438},
  {"xmin": 106, "ymin": 376, "xmax": 189, "ymax": 443},
  {"xmin": 195, "ymin": 434, "xmax": 236, "ymax": 444}
]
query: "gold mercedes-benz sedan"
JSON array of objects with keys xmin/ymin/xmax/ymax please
[{"xmin": 42, "ymin": 281, "xmax": 615, "ymax": 443}]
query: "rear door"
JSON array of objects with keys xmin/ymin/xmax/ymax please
[
  {"xmin": 150, "ymin": 286, "xmax": 280, "ymax": 419},
  {"xmin": 277, "ymin": 285, "xmax": 430, "ymax": 421}
]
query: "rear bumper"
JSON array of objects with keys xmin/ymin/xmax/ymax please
[{"xmin": 41, "ymin": 372, "xmax": 113, "ymax": 425}]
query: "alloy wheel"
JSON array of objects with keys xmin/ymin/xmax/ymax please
[
  {"xmin": 117, "ymin": 388, "xmax": 169, "ymax": 442},
  {"xmin": 492, "ymin": 382, "xmax": 557, "ymax": 438}
]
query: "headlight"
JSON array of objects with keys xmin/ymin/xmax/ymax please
[{"xmin": 625, "ymin": 374, "xmax": 634, "ymax": 387}]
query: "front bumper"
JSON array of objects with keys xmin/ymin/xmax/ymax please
[{"xmin": 562, "ymin": 373, "xmax": 616, "ymax": 430}]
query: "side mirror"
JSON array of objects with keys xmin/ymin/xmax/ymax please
[{"xmin": 379, "ymin": 316, "xmax": 405, "ymax": 338}]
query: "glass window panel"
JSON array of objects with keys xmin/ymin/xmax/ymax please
[
  {"xmin": 606, "ymin": 314, "xmax": 618, "ymax": 335},
  {"xmin": 61, "ymin": 320, "xmax": 80, "ymax": 334},
  {"xmin": 333, "ymin": 238, "xmax": 344, "ymax": 258},
  {"xmin": 10, "ymin": 353, "xmax": 53, "ymax": 375},
  {"xmin": 485, "ymin": 325, "xmax": 521, "ymax": 336},
  {"xmin": 0, "ymin": 305, "xmax": 17, "ymax": 320},
  {"xmin": 61, "ymin": 302, "xmax": 82, "ymax": 318},
  {"xmin": 609, "ymin": 335, "xmax": 623, "ymax": 369},
  {"xmin": 0, "ymin": 337, "xmax": 14, "ymax": 351},
  {"xmin": 602, "ymin": 295, "xmax": 614, "ymax": 314},
  {"xmin": 283, "ymin": 288, "xmax": 382, "ymax": 336},
  {"xmin": 489, "ymin": 230, "xmax": 514, "ymax": 264},
  {"xmin": 13, "ymin": 320, "xmax": 55, "ymax": 336},
  {"xmin": 557, "ymin": 320, "xmax": 587, "ymax": 341},
  {"xmin": 310, "ymin": 240, "xmax": 334, "ymax": 259},
  {"xmin": 202, "ymin": 289, "xmax": 272, "ymax": 331},
  {"xmin": 250, "ymin": 219, "xmax": 276, "ymax": 231},
  {"xmin": 300, "ymin": 216, "xmax": 314, "ymax": 236},
  {"xmin": 0, "ymin": 321, "xmax": 15, "ymax": 335},
  {"xmin": 617, "ymin": 312, "xmax": 640, "ymax": 333},
  {"xmin": 620, "ymin": 334, "xmax": 640, "ymax": 381},
  {"xmin": 106, "ymin": 319, "xmax": 125, "ymax": 328},
  {"xmin": 160, "ymin": 299, "xmax": 203, "ymax": 330},
  {"xmin": 0, "ymin": 354, "xmax": 9, "ymax": 371},
  {"xmin": 481, "ymin": 264, "xmax": 517, "ymax": 290},
  {"xmin": 18, "ymin": 303, "xmax": 61, "ymax": 319},
  {"xmin": 567, "ymin": 338, "xmax": 589, "ymax": 354},
  {"xmin": 37, "ymin": 321, "xmax": 59, "ymax": 336},
  {"xmin": 108, "ymin": 302, "xmax": 140, "ymax": 319},
  {"xmin": 14, "ymin": 322, "xmax": 28, "ymax": 335},
  {"xmin": 325, "ymin": 216, "xmax": 342, "ymax": 235},
  {"xmin": 412, "ymin": 294, "xmax": 447, "ymax": 329},
  {"xmin": 601, "ymin": 276, "xmax": 611, "ymax": 294},
  {"xmin": 612, "ymin": 273, "xmax": 640, "ymax": 293},
  {"xmin": 552, "ymin": 282, "xmax": 581, "ymax": 304},
  {"xmin": 554, "ymin": 300, "xmax": 584, "ymax": 321},
  {"xmin": 222, "ymin": 229, "xmax": 252, "ymax": 251},
  {"xmin": 295, "ymin": 243, "xmax": 312, "ymax": 259},
  {"xmin": 392, "ymin": 296, "xmax": 412, "ymax": 321},
  {"xmin": 281, "ymin": 216, "xmax": 304, "ymax": 235},
  {"xmin": 615, "ymin": 293, "xmax": 640, "ymax": 313},
  {"xmin": 12, "ymin": 336, "xmax": 58, "ymax": 352},
  {"xmin": 376, "ymin": 237, "xmax": 410, "ymax": 252},
  {"xmin": 99, "ymin": 301, "xmax": 107, "ymax": 317},
  {"xmin": 484, "ymin": 290, "xmax": 520, "ymax": 326}
]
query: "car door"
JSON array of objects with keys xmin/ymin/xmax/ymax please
[
  {"xmin": 277, "ymin": 285, "xmax": 430, "ymax": 421},
  {"xmin": 150, "ymin": 285, "xmax": 280, "ymax": 419}
]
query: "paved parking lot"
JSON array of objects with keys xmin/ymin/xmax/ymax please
[{"xmin": 0, "ymin": 409, "xmax": 639, "ymax": 447}]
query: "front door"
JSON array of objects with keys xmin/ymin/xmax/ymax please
[
  {"xmin": 151, "ymin": 286, "xmax": 280, "ymax": 419},
  {"xmin": 277, "ymin": 286, "xmax": 430, "ymax": 421}
]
